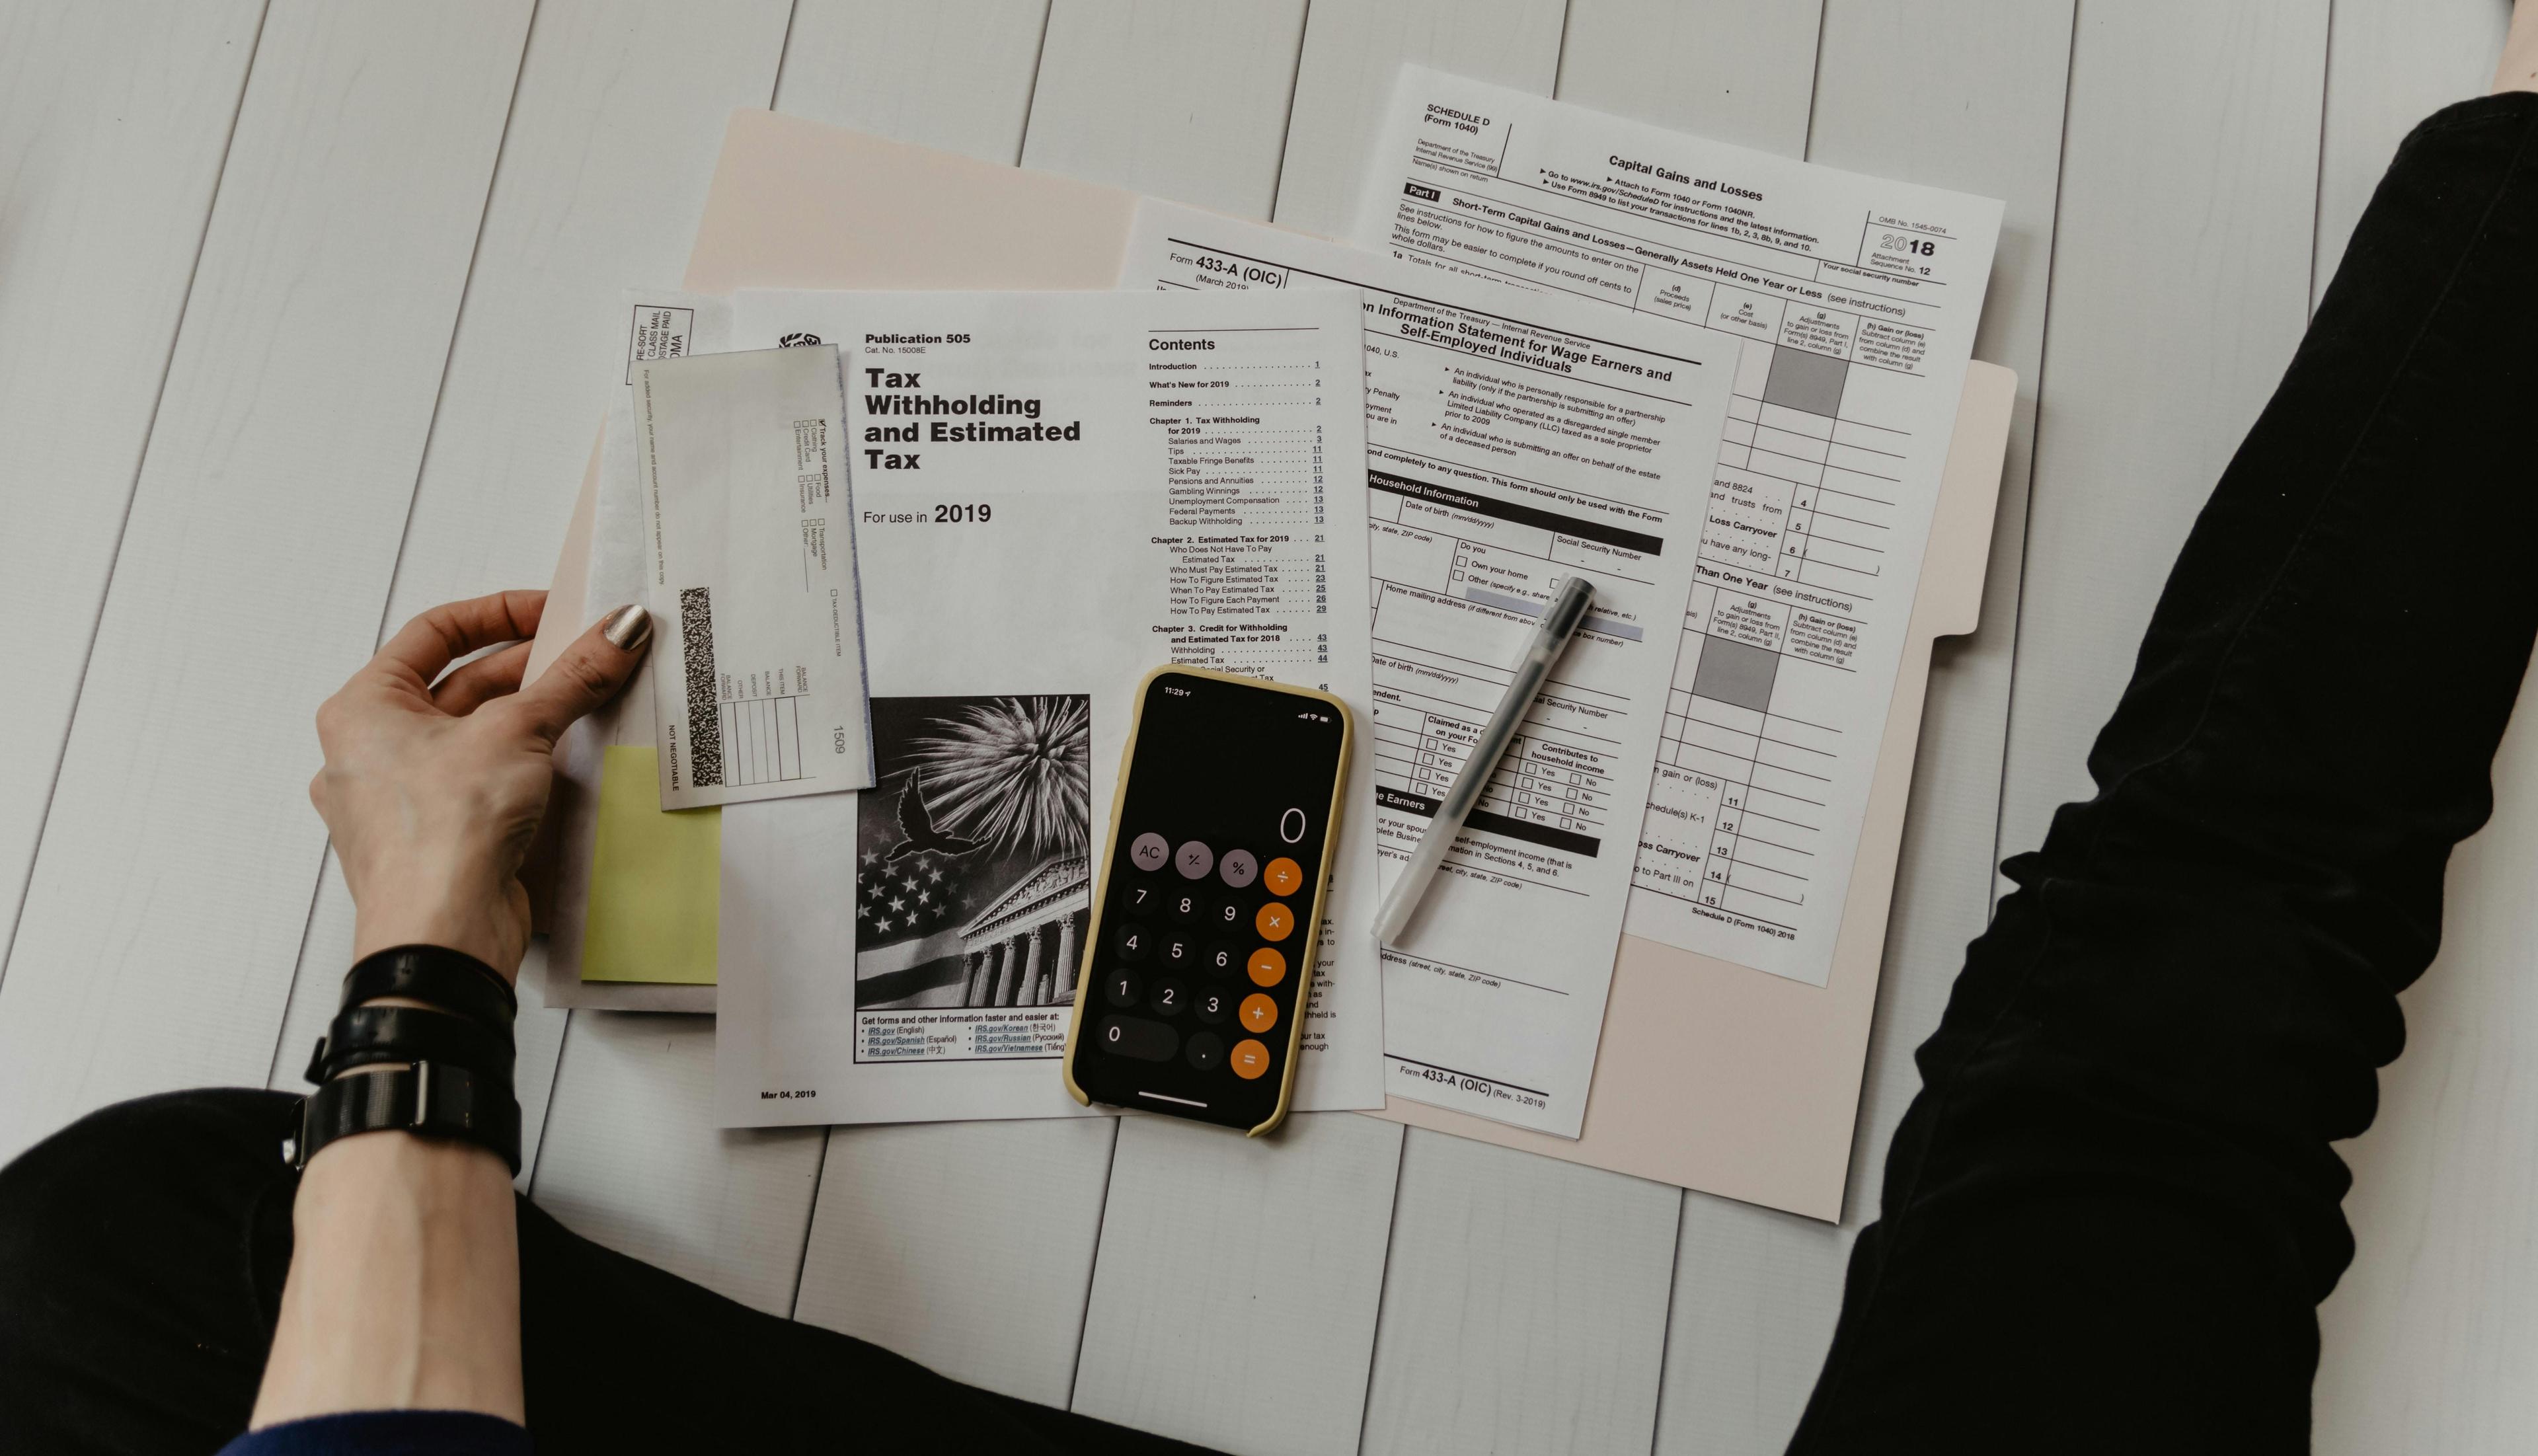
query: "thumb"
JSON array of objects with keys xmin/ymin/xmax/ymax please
[{"xmin": 510, "ymin": 603, "xmax": 651, "ymax": 745}]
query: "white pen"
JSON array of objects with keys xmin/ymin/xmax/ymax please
[{"xmin": 1373, "ymin": 574, "xmax": 1597, "ymax": 946}]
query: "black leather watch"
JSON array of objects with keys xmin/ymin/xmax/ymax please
[
  {"xmin": 306, "ymin": 1003, "xmax": 514, "ymax": 1085},
  {"xmin": 293, "ymin": 1060, "xmax": 522, "ymax": 1175},
  {"xmin": 340, "ymin": 944, "xmax": 516, "ymax": 1031}
]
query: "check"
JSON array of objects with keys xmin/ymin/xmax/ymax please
[{"xmin": 635, "ymin": 344, "xmax": 875, "ymax": 810}]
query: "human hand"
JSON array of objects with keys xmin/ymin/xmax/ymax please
[{"xmin": 311, "ymin": 591, "xmax": 651, "ymax": 981}]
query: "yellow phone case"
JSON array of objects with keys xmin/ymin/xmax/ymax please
[{"xmin": 1060, "ymin": 664, "xmax": 1352, "ymax": 1135}]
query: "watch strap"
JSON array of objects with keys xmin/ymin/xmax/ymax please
[
  {"xmin": 294, "ymin": 1061, "xmax": 521, "ymax": 1174},
  {"xmin": 339, "ymin": 944, "xmax": 516, "ymax": 1030},
  {"xmin": 307, "ymin": 1003, "xmax": 514, "ymax": 1085}
]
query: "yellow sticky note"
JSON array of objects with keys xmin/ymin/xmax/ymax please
[{"xmin": 582, "ymin": 745, "xmax": 719, "ymax": 983}]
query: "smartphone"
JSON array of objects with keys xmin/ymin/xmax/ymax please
[{"xmin": 1063, "ymin": 666, "xmax": 1351, "ymax": 1135}]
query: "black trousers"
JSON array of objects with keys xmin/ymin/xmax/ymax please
[
  {"xmin": 1792, "ymin": 92, "xmax": 2538, "ymax": 1451},
  {"xmin": 5, "ymin": 94, "xmax": 2535, "ymax": 1456}
]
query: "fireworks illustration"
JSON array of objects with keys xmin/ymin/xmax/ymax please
[{"xmin": 898, "ymin": 696, "xmax": 1091, "ymax": 862}]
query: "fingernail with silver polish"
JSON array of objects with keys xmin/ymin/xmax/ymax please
[{"xmin": 600, "ymin": 603, "xmax": 651, "ymax": 652}]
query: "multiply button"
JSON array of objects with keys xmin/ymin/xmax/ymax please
[
  {"xmin": 1130, "ymin": 833, "xmax": 1169, "ymax": 872},
  {"xmin": 1254, "ymin": 902, "xmax": 1294, "ymax": 941},
  {"xmin": 1174, "ymin": 841, "xmax": 1214, "ymax": 880},
  {"xmin": 1262, "ymin": 857, "xmax": 1303, "ymax": 896},
  {"xmin": 1239, "ymin": 993, "xmax": 1278, "ymax": 1034},
  {"xmin": 1218, "ymin": 849, "xmax": 1258, "ymax": 888},
  {"xmin": 1229, "ymin": 1038, "xmax": 1272, "ymax": 1080}
]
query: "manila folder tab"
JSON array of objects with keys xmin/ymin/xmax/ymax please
[{"xmin": 1370, "ymin": 361, "xmax": 2018, "ymax": 1223}]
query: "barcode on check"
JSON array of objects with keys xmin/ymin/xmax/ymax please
[{"xmin": 678, "ymin": 587, "xmax": 724, "ymax": 787}]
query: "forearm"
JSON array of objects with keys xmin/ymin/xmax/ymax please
[{"xmin": 251, "ymin": 1125, "xmax": 524, "ymax": 1427}]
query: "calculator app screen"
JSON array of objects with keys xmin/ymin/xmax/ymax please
[{"xmin": 1070, "ymin": 671, "xmax": 1347, "ymax": 1128}]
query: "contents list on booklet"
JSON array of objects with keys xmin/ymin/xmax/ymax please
[
  {"xmin": 1356, "ymin": 67, "xmax": 2001, "ymax": 989},
  {"xmin": 1126, "ymin": 203, "xmax": 1734, "ymax": 1137}
]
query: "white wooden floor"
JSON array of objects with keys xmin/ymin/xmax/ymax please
[{"xmin": 1, "ymin": 2, "xmax": 2528, "ymax": 1450}]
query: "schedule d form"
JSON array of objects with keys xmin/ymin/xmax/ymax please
[
  {"xmin": 1126, "ymin": 203, "xmax": 1735, "ymax": 1137},
  {"xmin": 1355, "ymin": 67, "xmax": 2003, "ymax": 987}
]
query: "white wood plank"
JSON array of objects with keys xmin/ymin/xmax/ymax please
[
  {"xmin": 773, "ymin": 0, "xmax": 1052, "ymax": 164},
  {"xmin": 2312, "ymin": 0, "xmax": 2508, "ymax": 309},
  {"xmin": 1993, "ymin": 1, "xmax": 2326, "ymax": 876},
  {"xmin": 1348, "ymin": 15, "xmax": 1824, "ymax": 1451},
  {"xmin": 1021, "ymin": 0, "xmax": 1308, "ymax": 219},
  {"xmin": 1071, "ymin": 1112, "xmax": 1404, "ymax": 1455},
  {"xmin": 0, "ymin": 0, "xmax": 260, "ymax": 966},
  {"xmin": 2316, "ymin": 728, "xmax": 2538, "ymax": 1451},
  {"xmin": 364, "ymin": 0, "xmax": 792, "ymax": 675},
  {"xmin": 1270, "ymin": 0, "xmax": 1568, "ymax": 239},
  {"xmin": 2319, "ymin": 713, "xmax": 2538, "ymax": 1453},
  {"xmin": 1656, "ymin": 1203, "xmax": 1847, "ymax": 1454},
  {"xmin": 530, "ymin": 1011, "xmax": 825, "ymax": 1313},
  {"xmin": 1653, "ymin": 4, "xmax": 2077, "ymax": 1448},
  {"xmin": 1554, "ymin": 0, "xmax": 1826, "ymax": 156},
  {"xmin": 794, "ymin": 1117, "xmax": 1118, "ymax": 1406},
  {"xmin": 1360, "ymin": 1132, "xmax": 1679, "ymax": 1456},
  {"xmin": 0, "ymin": 0, "xmax": 530, "ymax": 1163},
  {"xmin": 771, "ymin": 6, "xmax": 1126, "ymax": 1406},
  {"xmin": 256, "ymin": 0, "xmax": 788, "ymax": 1192},
  {"xmin": 2311, "ymin": 13, "xmax": 2528, "ymax": 1452}
]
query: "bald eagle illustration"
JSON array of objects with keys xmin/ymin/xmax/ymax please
[{"xmin": 885, "ymin": 773, "xmax": 983, "ymax": 862}]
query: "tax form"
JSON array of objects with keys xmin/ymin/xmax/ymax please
[
  {"xmin": 1352, "ymin": 67, "xmax": 2003, "ymax": 988},
  {"xmin": 635, "ymin": 345, "xmax": 874, "ymax": 809},
  {"xmin": 1125, "ymin": 203, "xmax": 1734, "ymax": 1137},
  {"xmin": 709, "ymin": 286, "xmax": 1385, "ymax": 1126}
]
